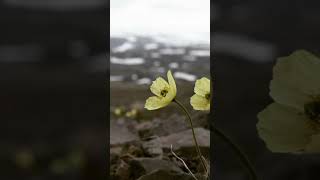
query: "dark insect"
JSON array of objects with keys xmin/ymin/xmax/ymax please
[{"xmin": 160, "ymin": 89, "xmax": 168, "ymax": 97}]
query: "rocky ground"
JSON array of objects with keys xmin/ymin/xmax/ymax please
[{"xmin": 110, "ymin": 82, "xmax": 210, "ymax": 180}]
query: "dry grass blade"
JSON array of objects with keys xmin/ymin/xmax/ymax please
[
  {"xmin": 170, "ymin": 144, "xmax": 198, "ymax": 180},
  {"xmin": 201, "ymin": 156, "xmax": 210, "ymax": 179}
]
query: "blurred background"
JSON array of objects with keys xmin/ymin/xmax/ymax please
[
  {"xmin": 0, "ymin": 0, "xmax": 107, "ymax": 179},
  {"xmin": 110, "ymin": 0, "xmax": 211, "ymax": 179},
  {"xmin": 212, "ymin": 0, "xmax": 320, "ymax": 179},
  {"xmin": 3, "ymin": 0, "xmax": 319, "ymax": 179}
]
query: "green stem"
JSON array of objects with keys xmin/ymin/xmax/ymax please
[
  {"xmin": 212, "ymin": 126, "xmax": 258, "ymax": 180},
  {"xmin": 173, "ymin": 99, "xmax": 208, "ymax": 174}
]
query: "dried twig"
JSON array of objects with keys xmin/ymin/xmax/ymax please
[
  {"xmin": 201, "ymin": 156, "xmax": 210, "ymax": 179},
  {"xmin": 170, "ymin": 144, "xmax": 198, "ymax": 180}
]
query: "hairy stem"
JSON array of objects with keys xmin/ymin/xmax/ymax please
[{"xmin": 173, "ymin": 99, "xmax": 208, "ymax": 174}]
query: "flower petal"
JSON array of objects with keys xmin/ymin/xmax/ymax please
[
  {"xmin": 194, "ymin": 77, "xmax": 210, "ymax": 97},
  {"xmin": 270, "ymin": 50, "xmax": 320, "ymax": 110},
  {"xmin": 257, "ymin": 102, "xmax": 315, "ymax": 153},
  {"xmin": 150, "ymin": 77, "xmax": 170, "ymax": 97},
  {"xmin": 190, "ymin": 94, "xmax": 210, "ymax": 111},
  {"xmin": 167, "ymin": 70, "xmax": 177, "ymax": 96},
  {"xmin": 145, "ymin": 96, "xmax": 170, "ymax": 110}
]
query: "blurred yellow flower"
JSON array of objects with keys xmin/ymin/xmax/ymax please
[
  {"xmin": 257, "ymin": 50, "xmax": 320, "ymax": 153},
  {"xmin": 125, "ymin": 109, "xmax": 138, "ymax": 118},
  {"xmin": 145, "ymin": 70, "xmax": 177, "ymax": 110},
  {"xmin": 114, "ymin": 107, "xmax": 123, "ymax": 116},
  {"xmin": 190, "ymin": 77, "xmax": 210, "ymax": 111}
]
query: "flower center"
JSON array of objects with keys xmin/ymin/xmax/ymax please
[
  {"xmin": 205, "ymin": 93, "xmax": 210, "ymax": 100},
  {"xmin": 160, "ymin": 89, "xmax": 168, "ymax": 97},
  {"xmin": 304, "ymin": 100, "xmax": 320, "ymax": 123}
]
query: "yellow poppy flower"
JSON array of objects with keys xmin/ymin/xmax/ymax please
[
  {"xmin": 190, "ymin": 77, "xmax": 210, "ymax": 111},
  {"xmin": 257, "ymin": 50, "xmax": 320, "ymax": 153},
  {"xmin": 145, "ymin": 70, "xmax": 177, "ymax": 110}
]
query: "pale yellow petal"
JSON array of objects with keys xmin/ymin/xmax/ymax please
[
  {"xmin": 194, "ymin": 77, "xmax": 210, "ymax": 97},
  {"xmin": 167, "ymin": 70, "xmax": 177, "ymax": 95},
  {"xmin": 270, "ymin": 50, "xmax": 320, "ymax": 110},
  {"xmin": 164, "ymin": 91, "xmax": 175, "ymax": 103},
  {"xmin": 190, "ymin": 94, "xmax": 210, "ymax": 111},
  {"xmin": 145, "ymin": 96, "xmax": 170, "ymax": 110},
  {"xmin": 257, "ymin": 103, "xmax": 315, "ymax": 153},
  {"xmin": 150, "ymin": 77, "xmax": 170, "ymax": 97}
]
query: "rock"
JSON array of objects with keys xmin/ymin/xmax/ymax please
[
  {"xmin": 160, "ymin": 128, "xmax": 210, "ymax": 149},
  {"xmin": 136, "ymin": 114, "xmax": 190, "ymax": 138},
  {"xmin": 110, "ymin": 120, "xmax": 139, "ymax": 146},
  {"xmin": 152, "ymin": 114, "xmax": 189, "ymax": 136},
  {"xmin": 135, "ymin": 121, "xmax": 154, "ymax": 139},
  {"xmin": 129, "ymin": 158, "xmax": 182, "ymax": 179},
  {"xmin": 191, "ymin": 111, "xmax": 210, "ymax": 128},
  {"xmin": 122, "ymin": 144, "xmax": 144, "ymax": 157},
  {"xmin": 113, "ymin": 160, "xmax": 131, "ymax": 180},
  {"xmin": 110, "ymin": 147, "xmax": 122, "ymax": 167},
  {"xmin": 142, "ymin": 136, "xmax": 163, "ymax": 157},
  {"xmin": 110, "ymin": 147, "xmax": 122, "ymax": 156},
  {"xmin": 156, "ymin": 128, "xmax": 210, "ymax": 158},
  {"xmin": 137, "ymin": 169, "xmax": 207, "ymax": 180}
]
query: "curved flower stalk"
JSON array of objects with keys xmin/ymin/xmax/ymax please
[
  {"xmin": 257, "ymin": 50, "xmax": 320, "ymax": 153},
  {"xmin": 173, "ymin": 98, "xmax": 208, "ymax": 174}
]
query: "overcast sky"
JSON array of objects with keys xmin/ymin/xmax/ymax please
[{"xmin": 111, "ymin": 0, "xmax": 210, "ymax": 43}]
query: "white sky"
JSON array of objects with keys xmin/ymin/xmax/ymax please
[{"xmin": 111, "ymin": 0, "xmax": 210, "ymax": 43}]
